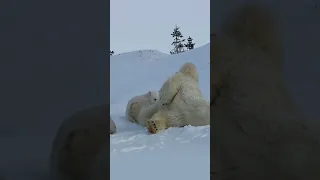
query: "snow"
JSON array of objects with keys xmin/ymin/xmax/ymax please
[{"xmin": 110, "ymin": 44, "xmax": 210, "ymax": 180}]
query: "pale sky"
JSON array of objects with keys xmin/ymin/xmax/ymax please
[{"xmin": 110, "ymin": 0, "xmax": 210, "ymax": 54}]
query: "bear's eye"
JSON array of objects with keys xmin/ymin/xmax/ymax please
[{"xmin": 154, "ymin": 98, "xmax": 157, "ymax": 101}]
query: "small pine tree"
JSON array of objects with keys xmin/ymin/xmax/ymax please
[
  {"xmin": 170, "ymin": 25, "xmax": 186, "ymax": 54},
  {"xmin": 110, "ymin": 50, "xmax": 114, "ymax": 56},
  {"xmin": 184, "ymin": 36, "xmax": 195, "ymax": 50}
]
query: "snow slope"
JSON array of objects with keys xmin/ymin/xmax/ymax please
[{"xmin": 110, "ymin": 44, "xmax": 210, "ymax": 180}]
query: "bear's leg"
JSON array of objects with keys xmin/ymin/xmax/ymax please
[
  {"xmin": 129, "ymin": 102, "xmax": 141, "ymax": 123},
  {"xmin": 159, "ymin": 75, "xmax": 182, "ymax": 106},
  {"xmin": 147, "ymin": 110, "xmax": 169, "ymax": 134},
  {"xmin": 137, "ymin": 103, "xmax": 159, "ymax": 127},
  {"xmin": 147, "ymin": 110, "xmax": 185, "ymax": 134}
]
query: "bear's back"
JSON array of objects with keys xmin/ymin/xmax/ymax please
[
  {"xmin": 171, "ymin": 75, "xmax": 210, "ymax": 126},
  {"xmin": 127, "ymin": 94, "xmax": 150, "ymax": 108}
]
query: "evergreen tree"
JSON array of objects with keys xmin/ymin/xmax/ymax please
[
  {"xmin": 184, "ymin": 36, "xmax": 195, "ymax": 50},
  {"xmin": 170, "ymin": 25, "xmax": 185, "ymax": 54},
  {"xmin": 110, "ymin": 50, "xmax": 114, "ymax": 56}
]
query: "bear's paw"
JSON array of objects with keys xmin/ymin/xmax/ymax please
[{"xmin": 147, "ymin": 115, "xmax": 169, "ymax": 134}]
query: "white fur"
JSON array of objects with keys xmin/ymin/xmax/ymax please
[
  {"xmin": 49, "ymin": 105, "xmax": 109, "ymax": 180},
  {"xmin": 137, "ymin": 102, "xmax": 160, "ymax": 126},
  {"xmin": 110, "ymin": 117, "xmax": 116, "ymax": 134},
  {"xmin": 179, "ymin": 62, "xmax": 199, "ymax": 83},
  {"xmin": 125, "ymin": 91, "xmax": 159, "ymax": 123},
  {"xmin": 151, "ymin": 71, "xmax": 210, "ymax": 128}
]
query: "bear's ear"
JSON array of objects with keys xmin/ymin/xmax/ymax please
[{"xmin": 148, "ymin": 91, "xmax": 151, "ymax": 95}]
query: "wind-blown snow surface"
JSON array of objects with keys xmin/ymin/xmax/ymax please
[{"xmin": 110, "ymin": 45, "xmax": 210, "ymax": 180}]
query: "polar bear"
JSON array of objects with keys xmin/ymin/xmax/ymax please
[
  {"xmin": 49, "ymin": 104, "xmax": 109, "ymax": 180},
  {"xmin": 110, "ymin": 117, "xmax": 116, "ymax": 134},
  {"xmin": 138, "ymin": 63, "xmax": 200, "ymax": 128},
  {"xmin": 178, "ymin": 62, "xmax": 199, "ymax": 83},
  {"xmin": 211, "ymin": 4, "xmax": 320, "ymax": 180},
  {"xmin": 136, "ymin": 101, "xmax": 160, "ymax": 126},
  {"xmin": 147, "ymin": 62, "xmax": 210, "ymax": 134},
  {"xmin": 125, "ymin": 91, "xmax": 159, "ymax": 124}
]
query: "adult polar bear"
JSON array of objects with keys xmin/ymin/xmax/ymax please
[
  {"xmin": 147, "ymin": 62, "xmax": 210, "ymax": 134},
  {"xmin": 211, "ymin": 4, "xmax": 320, "ymax": 180}
]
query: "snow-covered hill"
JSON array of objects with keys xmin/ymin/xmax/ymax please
[
  {"xmin": 110, "ymin": 44, "xmax": 210, "ymax": 180},
  {"xmin": 111, "ymin": 49, "xmax": 168, "ymax": 62}
]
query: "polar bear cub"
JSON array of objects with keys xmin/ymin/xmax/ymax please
[
  {"xmin": 125, "ymin": 91, "xmax": 159, "ymax": 125},
  {"xmin": 110, "ymin": 116, "xmax": 116, "ymax": 134}
]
